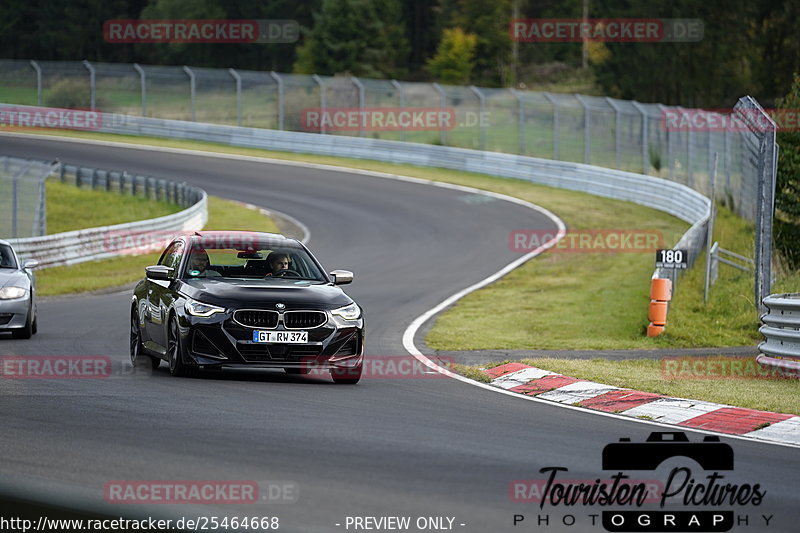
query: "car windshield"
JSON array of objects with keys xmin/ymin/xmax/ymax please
[
  {"xmin": 182, "ymin": 235, "xmax": 327, "ymax": 282},
  {"xmin": 0, "ymin": 245, "xmax": 17, "ymax": 269}
]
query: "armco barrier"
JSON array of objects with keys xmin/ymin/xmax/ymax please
[
  {"xmin": 758, "ymin": 293, "xmax": 800, "ymax": 374},
  {"xmin": 79, "ymin": 109, "xmax": 711, "ymax": 271},
  {"xmin": 2, "ymin": 106, "xmax": 710, "ymax": 274},
  {"xmin": 5, "ymin": 161, "xmax": 207, "ymax": 268}
]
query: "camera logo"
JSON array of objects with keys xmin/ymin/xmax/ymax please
[{"xmin": 602, "ymin": 431, "xmax": 734, "ymax": 471}]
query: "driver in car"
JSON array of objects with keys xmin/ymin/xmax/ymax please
[{"xmin": 265, "ymin": 252, "xmax": 294, "ymax": 277}]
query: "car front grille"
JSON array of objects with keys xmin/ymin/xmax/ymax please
[
  {"xmin": 284, "ymin": 311, "xmax": 327, "ymax": 329},
  {"xmin": 234, "ymin": 310, "xmax": 279, "ymax": 328}
]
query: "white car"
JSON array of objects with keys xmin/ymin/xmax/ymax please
[{"xmin": 0, "ymin": 239, "xmax": 39, "ymax": 339}]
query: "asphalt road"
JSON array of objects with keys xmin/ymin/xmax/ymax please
[{"xmin": 0, "ymin": 134, "xmax": 797, "ymax": 533}]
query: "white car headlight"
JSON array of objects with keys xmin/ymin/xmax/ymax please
[
  {"xmin": 185, "ymin": 299, "xmax": 226, "ymax": 317},
  {"xmin": 331, "ymin": 302, "xmax": 361, "ymax": 320},
  {"xmin": 0, "ymin": 286, "xmax": 27, "ymax": 300}
]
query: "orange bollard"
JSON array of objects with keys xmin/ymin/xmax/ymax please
[
  {"xmin": 647, "ymin": 278, "xmax": 672, "ymax": 337},
  {"xmin": 650, "ymin": 278, "xmax": 672, "ymax": 301}
]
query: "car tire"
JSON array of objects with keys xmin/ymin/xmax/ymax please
[
  {"xmin": 167, "ymin": 317, "xmax": 197, "ymax": 378},
  {"xmin": 31, "ymin": 313, "xmax": 37, "ymax": 335},
  {"xmin": 130, "ymin": 310, "xmax": 160, "ymax": 370},
  {"xmin": 331, "ymin": 363, "xmax": 362, "ymax": 384},
  {"xmin": 11, "ymin": 304, "xmax": 33, "ymax": 339}
]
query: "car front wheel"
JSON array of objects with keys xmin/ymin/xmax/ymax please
[
  {"xmin": 11, "ymin": 304, "xmax": 33, "ymax": 339},
  {"xmin": 167, "ymin": 317, "xmax": 197, "ymax": 378},
  {"xmin": 130, "ymin": 310, "xmax": 159, "ymax": 370}
]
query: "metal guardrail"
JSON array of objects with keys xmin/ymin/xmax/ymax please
[
  {"xmin": 758, "ymin": 294, "xmax": 800, "ymax": 374},
  {"xmin": 5, "ymin": 162, "xmax": 207, "ymax": 268},
  {"xmin": 75, "ymin": 110, "xmax": 711, "ymax": 267}
]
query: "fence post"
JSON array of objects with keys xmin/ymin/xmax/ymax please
[
  {"xmin": 269, "ymin": 71, "xmax": 284, "ymax": 130},
  {"xmin": 182, "ymin": 66, "xmax": 196, "ymax": 121},
  {"xmin": 575, "ymin": 95, "xmax": 591, "ymax": 164},
  {"xmin": 228, "ymin": 68, "xmax": 242, "ymax": 126},
  {"xmin": 351, "ymin": 76, "xmax": 366, "ymax": 138},
  {"xmin": 543, "ymin": 92, "xmax": 561, "ymax": 160},
  {"xmin": 29, "ymin": 60, "xmax": 42, "ymax": 106},
  {"xmin": 469, "ymin": 85, "xmax": 486, "ymax": 150},
  {"xmin": 605, "ymin": 97, "xmax": 623, "ymax": 170},
  {"xmin": 685, "ymin": 108, "xmax": 694, "ymax": 188},
  {"xmin": 432, "ymin": 83, "xmax": 447, "ymax": 146},
  {"xmin": 133, "ymin": 63, "xmax": 147, "ymax": 116},
  {"xmin": 83, "ymin": 60, "xmax": 96, "ymax": 110},
  {"xmin": 660, "ymin": 105, "xmax": 675, "ymax": 181},
  {"xmin": 312, "ymin": 74, "xmax": 326, "ymax": 134},
  {"xmin": 510, "ymin": 89, "xmax": 525, "ymax": 155},
  {"xmin": 631, "ymin": 101, "xmax": 649, "ymax": 174},
  {"xmin": 390, "ymin": 80, "xmax": 405, "ymax": 142}
]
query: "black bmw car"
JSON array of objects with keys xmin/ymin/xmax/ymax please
[{"xmin": 130, "ymin": 231, "xmax": 364, "ymax": 383}]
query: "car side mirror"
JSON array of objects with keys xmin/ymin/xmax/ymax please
[
  {"xmin": 329, "ymin": 269, "xmax": 353, "ymax": 285},
  {"xmin": 23, "ymin": 260, "xmax": 39, "ymax": 270},
  {"xmin": 145, "ymin": 265, "xmax": 174, "ymax": 281}
]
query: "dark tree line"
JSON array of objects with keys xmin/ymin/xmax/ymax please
[{"xmin": 1, "ymin": 0, "xmax": 799, "ymax": 107}]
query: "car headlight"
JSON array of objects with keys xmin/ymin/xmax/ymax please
[
  {"xmin": 185, "ymin": 299, "xmax": 226, "ymax": 317},
  {"xmin": 331, "ymin": 302, "xmax": 361, "ymax": 320},
  {"xmin": 0, "ymin": 286, "xmax": 27, "ymax": 300}
]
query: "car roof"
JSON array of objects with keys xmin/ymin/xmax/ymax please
[{"xmin": 186, "ymin": 231, "xmax": 299, "ymax": 248}]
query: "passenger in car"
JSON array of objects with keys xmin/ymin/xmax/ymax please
[{"xmin": 187, "ymin": 249, "xmax": 221, "ymax": 277}]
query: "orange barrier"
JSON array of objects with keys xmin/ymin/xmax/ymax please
[{"xmin": 647, "ymin": 278, "xmax": 672, "ymax": 337}]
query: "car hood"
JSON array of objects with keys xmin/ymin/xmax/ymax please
[
  {"xmin": 179, "ymin": 278, "xmax": 353, "ymax": 310},
  {"xmin": 0, "ymin": 269, "xmax": 29, "ymax": 289}
]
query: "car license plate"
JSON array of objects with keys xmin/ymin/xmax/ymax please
[{"xmin": 252, "ymin": 330, "xmax": 308, "ymax": 344}]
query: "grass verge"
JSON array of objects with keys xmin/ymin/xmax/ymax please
[
  {"xmin": 19, "ymin": 130, "xmax": 787, "ymax": 350},
  {"xmin": 471, "ymin": 357, "xmax": 800, "ymax": 416},
  {"xmin": 37, "ymin": 195, "xmax": 280, "ymax": 296},
  {"xmin": 46, "ymin": 179, "xmax": 181, "ymax": 233}
]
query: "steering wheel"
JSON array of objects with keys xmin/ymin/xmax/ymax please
[{"xmin": 270, "ymin": 269, "xmax": 302, "ymax": 278}]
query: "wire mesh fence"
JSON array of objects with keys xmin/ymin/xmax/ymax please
[
  {"xmin": 0, "ymin": 156, "xmax": 57, "ymax": 239},
  {"xmin": 0, "ymin": 58, "xmax": 779, "ymax": 300}
]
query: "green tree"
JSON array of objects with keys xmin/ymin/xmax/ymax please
[
  {"xmin": 293, "ymin": 0, "xmax": 408, "ymax": 78},
  {"xmin": 446, "ymin": 0, "xmax": 511, "ymax": 86},
  {"xmin": 426, "ymin": 27, "xmax": 477, "ymax": 84},
  {"xmin": 775, "ymin": 73, "xmax": 800, "ymax": 268}
]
